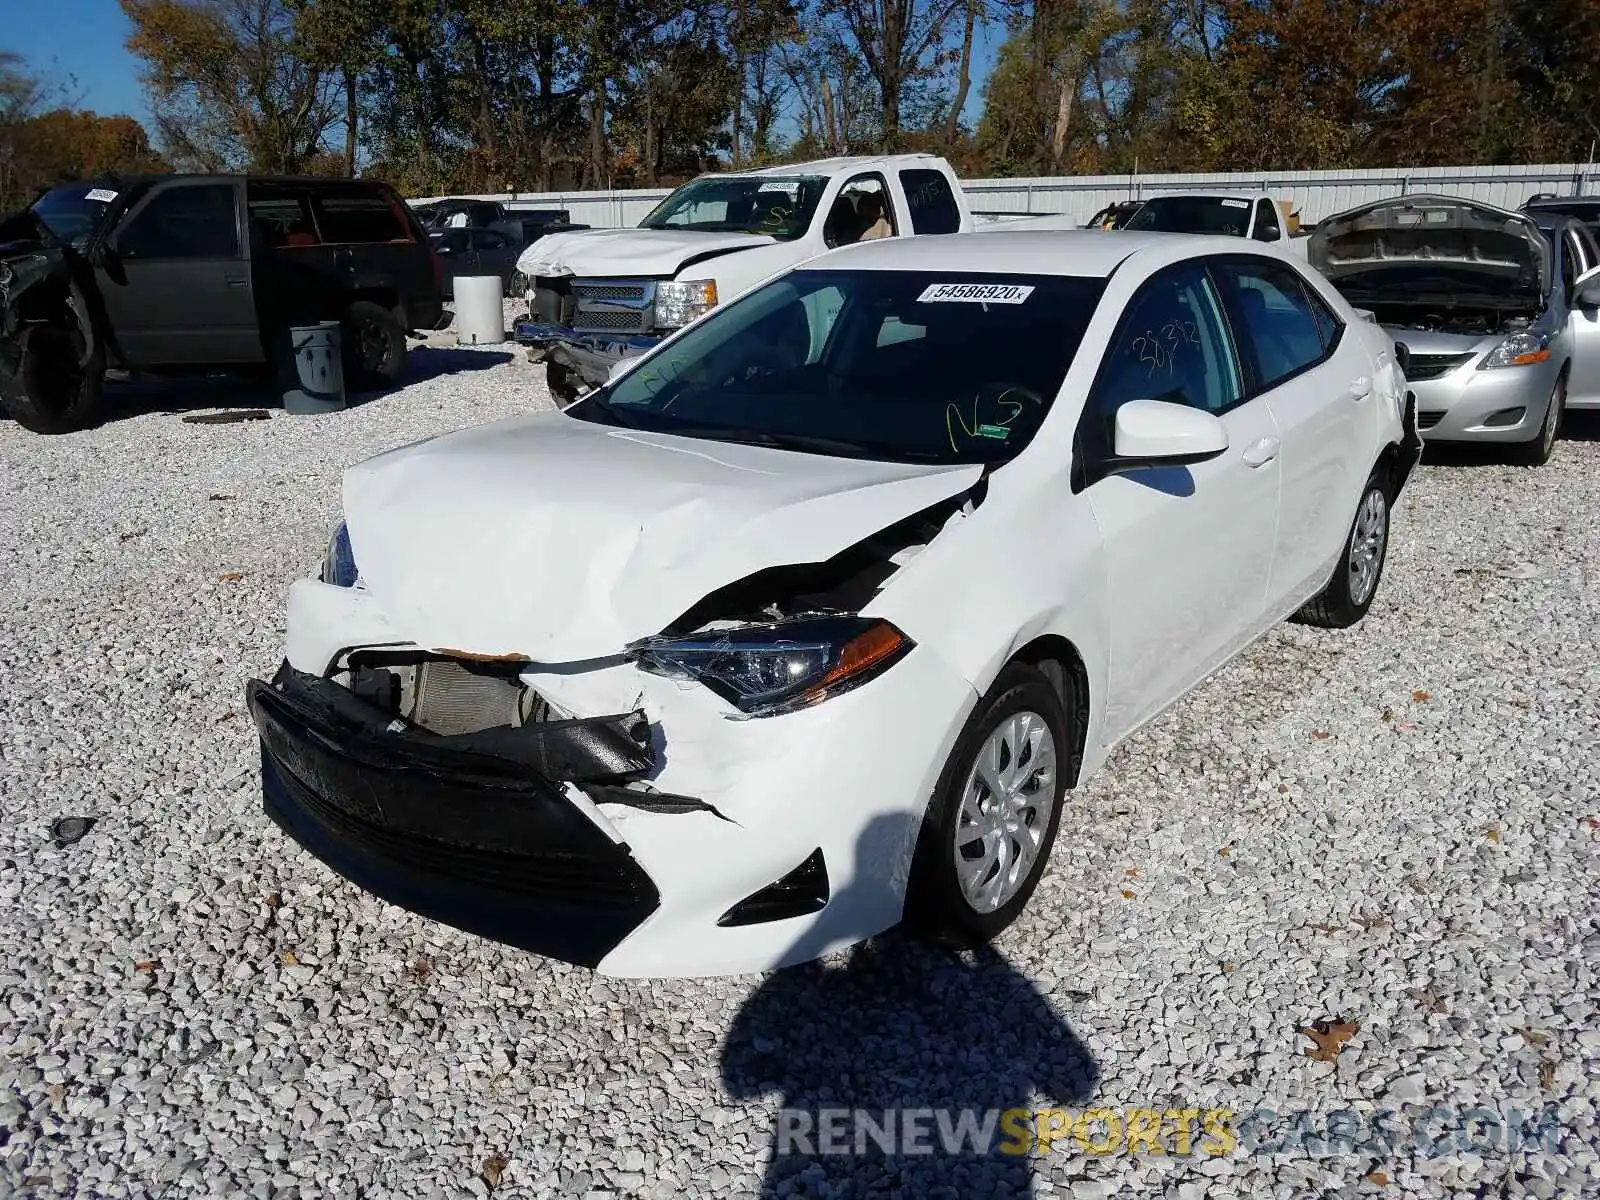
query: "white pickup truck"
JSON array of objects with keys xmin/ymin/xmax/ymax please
[
  {"xmin": 512, "ymin": 154, "xmax": 973, "ymax": 399},
  {"xmin": 995, "ymin": 190, "xmax": 1310, "ymax": 253}
]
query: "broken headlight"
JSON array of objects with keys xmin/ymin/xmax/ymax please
[
  {"xmin": 321, "ymin": 521, "xmax": 360, "ymax": 588},
  {"xmin": 628, "ymin": 617, "xmax": 911, "ymax": 717}
]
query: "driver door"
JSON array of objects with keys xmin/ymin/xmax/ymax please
[
  {"xmin": 1565, "ymin": 228, "xmax": 1600, "ymax": 407},
  {"xmin": 1083, "ymin": 261, "xmax": 1282, "ymax": 744}
]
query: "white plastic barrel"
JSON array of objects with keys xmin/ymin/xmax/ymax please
[{"xmin": 454, "ymin": 275, "xmax": 505, "ymax": 345}]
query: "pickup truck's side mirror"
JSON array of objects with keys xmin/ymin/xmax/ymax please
[
  {"xmin": 1575, "ymin": 265, "xmax": 1600, "ymax": 307},
  {"xmin": 1111, "ymin": 399, "xmax": 1228, "ymax": 465}
]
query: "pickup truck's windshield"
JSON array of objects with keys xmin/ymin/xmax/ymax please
[
  {"xmin": 639, "ymin": 175, "xmax": 827, "ymax": 240},
  {"xmin": 569, "ymin": 269, "xmax": 1106, "ymax": 465},
  {"xmin": 30, "ymin": 182, "xmax": 121, "ymax": 251},
  {"xmin": 1126, "ymin": 195, "xmax": 1252, "ymax": 237}
]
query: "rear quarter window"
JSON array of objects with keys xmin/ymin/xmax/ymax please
[
  {"xmin": 309, "ymin": 187, "xmax": 412, "ymax": 244},
  {"xmin": 898, "ymin": 169, "xmax": 962, "ymax": 235}
]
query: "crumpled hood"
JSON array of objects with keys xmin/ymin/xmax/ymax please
[
  {"xmin": 1309, "ymin": 195, "xmax": 1549, "ymax": 294},
  {"xmin": 515, "ymin": 227, "xmax": 777, "ymax": 279},
  {"xmin": 343, "ymin": 412, "xmax": 982, "ymax": 662}
]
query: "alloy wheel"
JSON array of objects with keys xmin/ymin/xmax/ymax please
[
  {"xmin": 953, "ymin": 710, "xmax": 1059, "ymax": 913},
  {"xmin": 1347, "ymin": 487, "xmax": 1388, "ymax": 607}
]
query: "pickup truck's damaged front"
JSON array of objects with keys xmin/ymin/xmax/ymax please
[{"xmin": 0, "ymin": 211, "xmax": 101, "ymax": 431}]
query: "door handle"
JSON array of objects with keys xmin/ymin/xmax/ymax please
[
  {"xmin": 1242, "ymin": 436, "xmax": 1280, "ymax": 468},
  {"xmin": 1348, "ymin": 376, "xmax": 1373, "ymax": 400}
]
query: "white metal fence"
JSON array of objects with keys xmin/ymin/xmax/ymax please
[{"xmin": 413, "ymin": 162, "xmax": 1598, "ymax": 229}]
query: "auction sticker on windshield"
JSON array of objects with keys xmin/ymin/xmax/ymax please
[
  {"xmin": 917, "ymin": 283, "xmax": 1035, "ymax": 304},
  {"xmin": 85, "ymin": 189, "xmax": 119, "ymax": 203}
]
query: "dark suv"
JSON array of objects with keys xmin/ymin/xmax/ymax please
[{"xmin": 0, "ymin": 174, "xmax": 444, "ymax": 433}]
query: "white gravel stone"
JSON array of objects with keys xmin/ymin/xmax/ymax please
[{"xmin": 1, "ymin": 367, "xmax": 1598, "ymax": 1198}]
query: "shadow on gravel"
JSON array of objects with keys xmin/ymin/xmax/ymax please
[
  {"xmin": 722, "ymin": 820, "xmax": 1100, "ymax": 1199},
  {"xmin": 91, "ymin": 346, "xmax": 513, "ymax": 424},
  {"xmin": 1421, "ymin": 410, "xmax": 1600, "ymax": 465}
]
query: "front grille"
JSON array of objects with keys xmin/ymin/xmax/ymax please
[
  {"xmin": 572, "ymin": 308, "xmax": 649, "ymax": 332},
  {"xmin": 1417, "ymin": 410, "xmax": 1445, "ymax": 430},
  {"xmin": 574, "ymin": 282, "xmax": 649, "ymax": 302},
  {"xmin": 1405, "ymin": 352, "xmax": 1473, "ymax": 381}
]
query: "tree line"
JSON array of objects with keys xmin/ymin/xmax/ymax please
[{"xmin": 4, "ymin": 0, "xmax": 1599, "ymax": 209}]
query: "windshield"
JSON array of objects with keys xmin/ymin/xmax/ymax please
[
  {"xmin": 568, "ymin": 268, "xmax": 1107, "ymax": 465},
  {"xmin": 29, "ymin": 182, "xmax": 123, "ymax": 251},
  {"xmin": 1126, "ymin": 195, "xmax": 1252, "ymax": 236},
  {"xmin": 639, "ymin": 175, "xmax": 827, "ymax": 239}
]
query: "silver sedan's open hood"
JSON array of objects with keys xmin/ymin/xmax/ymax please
[{"xmin": 1309, "ymin": 195, "xmax": 1549, "ymax": 294}]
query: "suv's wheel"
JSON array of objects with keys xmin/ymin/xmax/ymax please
[
  {"xmin": 1509, "ymin": 373, "xmax": 1564, "ymax": 467},
  {"xmin": 909, "ymin": 662, "xmax": 1071, "ymax": 945},
  {"xmin": 508, "ymin": 270, "xmax": 529, "ymax": 299},
  {"xmin": 0, "ymin": 310, "xmax": 106, "ymax": 434},
  {"xmin": 1294, "ymin": 471, "xmax": 1390, "ymax": 629},
  {"xmin": 343, "ymin": 301, "xmax": 407, "ymax": 389}
]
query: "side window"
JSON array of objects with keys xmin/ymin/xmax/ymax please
[
  {"xmin": 1094, "ymin": 266, "xmax": 1241, "ymax": 435},
  {"xmin": 470, "ymin": 230, "xmax": 508, "ymax": 251},
  {"xmin": 310, "ymin": 188, "xmax": 410, "ymax": 244},
  {"xmin": 1214, "ymin": 261, "xmax": 1331, "ymax": 390},
  {"xmin": 823, "ymin": 174, "xmax": 896, "ymax": 247},
  {"xmin": 1253, "ymin": 199, "xmax": 1280, "ymax": 242},
  {"xmin": 898, "ymin": 169, "xmax": 961, "ymax": 235},
  {"xmin": 248, "ymin": 185, "xmax": 319, "ymax": 249},
  {"xmin": 117, "ymin": 184, "xmax": 239, "ymax": 260},
  {"xmin": 1303, "ymin": 282, "xmax": 1343, "ymax": 352},
  {"xmin": 1579, "ymin": 227, "xmax": 1600, "ymax": 275},
  {"xmin": 435, "ymin": 230, "xmax": 470, "ymax": 254}
]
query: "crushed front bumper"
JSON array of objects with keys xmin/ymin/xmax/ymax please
[
  {"xmin": 246, "ymin": 665, "xmax": 662, "ymax": 969},
  {"xmin": 512, "ymin": 320, "xmax": 659, "ymax": 390}
]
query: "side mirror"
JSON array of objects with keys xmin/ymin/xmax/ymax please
[
  {"xmin": 1111, "ymin": 399, "xmax": 1228, "ymax": 465},
  {"xmin": 1253, "ymin": 226, "xmax": 1280, "ymax": 243},
  {"xmin": 1576, "ymin": 265, "xmax": 1600, "ymax": 307}
]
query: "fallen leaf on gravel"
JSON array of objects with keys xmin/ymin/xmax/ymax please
[
  {"xmin": 406, "ymin": 956, "xmax": 434, "ymax": 983},
  {"xmin": 1120, "ymin": 889, "xmax": 1136, "ymax": 900},
  {"xmin": 281, "ymin": 951, "xmax": 300, "ymax": 966},
  {"xmin": 1220, "ymin": 962, "xmax": 1237, "ymax": 974},
  {"xmin": 1410, "ymin": 987, "xmax": 1448, "ymax": 1014},
  {"xmin": 1483, "ymin": 826, "xmax": 1501, "ymax": 843},
  {"xmin": 481, "ymin": 1154, "xmax": 508, "ymax": 1189},
  {"xmin": 118, "ymin": 529, "xmax": 145, "ymax": 542},
  {"xmin": 133, "ymin": 960, "xmax": 159, "ymax": 973},
  {"xmin": 218, "ymin": 571, "xmax": 245, "ymax": 582},
  {"xmin": 1366, "ymin": 1170, "xmax": 1389, "ymax": 1185},
  {"xmin": 1412, "ymin": 689, "xmax": 1431, "ymax": 703},
  {"xmin": 1580, "ymin": 816, "xmax": 1600, "ymax": 831},
  {"xmin": 1539, "ymin": 1060, "xmax": 1556, "ymax": 1090},
  {"xmin": 1218, "ymin": 845, "xmax": 1232, "ymax": 857},
  {"xmin": 1380, "ymin": 706, "xmax": 1394, "ymax": 722},
  {"xmin": 264, "ymin": 892, "xmax": 282, "ymax": 909},
  {"xmin": 1518, "ymin": 1027, "xmax": 1550, "ymax": 1047},
  {"xmin": 1353, "ymin": 911, "xmax": 1391, "ymax": 932},
  {"xmin": 1125, "ymin": 868, "xmax": 1141, "ymax": 878},
  {"xmin": 1311, "ymin": 730, "xmax": 1332, "ymax": 740},
  {"xmin": 215, "ymin": 711, "xmax": 238, "ymax": 723},
  {"xmin": 208, "ymin": 493, "xmax": 235, "ymax": 501},
  {"xmin": 1304, "ymin": 923, "xmax": 1341, "ymax": 936},
  {"xmin": 1299, "ymin": 1019, "xmax": 1359, "ymax": 1062},
  {"xmin": 1511, "ymin": 697, "xmax": 1531, "ymax": 709}
]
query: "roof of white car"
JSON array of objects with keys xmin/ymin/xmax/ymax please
[
  {"xmin": 805, "ymin": 229, "xmax": 1226, "ymax": 278},
  {"xmin": 728, "ymin": 154, "xmax": 944, "ymax": 178}
]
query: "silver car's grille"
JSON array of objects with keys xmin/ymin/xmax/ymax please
[
  {"xmin": 571, "ymin": 278, "xmax": 654, "ymax": 334},
  {"xmin": 1405, "ymin": 352, "xmax": 1473, "ymax": 381}
]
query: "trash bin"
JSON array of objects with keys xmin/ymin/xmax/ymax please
[
  {"xmin": 282, "ymin": 321, "xmax": 346, "ymax": 415},
  {"xmin": 454, "ymin": 275, "xmax": 505, "ymax": 345}
]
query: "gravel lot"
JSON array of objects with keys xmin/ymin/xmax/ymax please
[{"xmin": 1, "ymin": 342, "xmax": 1597, "ymax": 1199}]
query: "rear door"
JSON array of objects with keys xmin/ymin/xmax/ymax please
[
  {"xmin": 1082, "ymin": 260, "xmax": 1282, "ymax": 743},
  {"xmin": 97, "ymin": 178, "xmax": 260, "ymax": 366},
  {"xmin": 1211, "ymin": 257, "xmax": 1367, "ymax": 609},
  {"xmin": 305, "ymin": 182, "xmax": 439, "ymax": 329}
]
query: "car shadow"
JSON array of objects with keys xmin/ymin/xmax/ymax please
[
  {"xmin": 92, "ymin": 346, "xmax": 512, "ymax": 424},
  {"xmin": 720, "ymin": 817, "xmax": 1100, "ymax": 1198}
]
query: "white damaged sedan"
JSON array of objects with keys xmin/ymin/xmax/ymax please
[{"xmin": 247, "ymin": 231, "xmax": 1420, "ymax": 978}]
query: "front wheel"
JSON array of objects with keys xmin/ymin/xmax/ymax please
[
  {"xmin": 1294, "ymin": 472, "xmax": 1390, "ymax": 629},
  {"xmin": 0, "ymin": 312, "xmax": 106, "ymax": 434},
  {"xmin": 1509, "ymin": 373, "xmax": 1564, "ymax": 467},
  {"xmin": 908, "ymin": 662, "xmax": 1071, "ymax": 945}
]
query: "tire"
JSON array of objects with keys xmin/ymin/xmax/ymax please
[
  {"xmin": 1508, "ymin": 373, "xmax": 1564, "ymax": 467},
  {"xmin": 0, "ymin": 301, "xmax": 106, "ymax": 434},
  {"xmin": 545, "ymin": 357, "xmax": 584, "ymax": 405},
  {"xmin": 908, "ymin": 662, "xmax": 1072, "ymax": 945},
  {"xmin": 1295, "ymin": 471, "xmax": 1390, "ymax": 629},
  {"xmin": 342, "ymin": 300, "xmax": 407, "ymax": 389},
  {"xmin": 508, "ymin": 270, "xmax": 529, "ymax": 299}
]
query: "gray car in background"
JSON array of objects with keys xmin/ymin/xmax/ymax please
[
  {"xmin": 1310, "ymin": 195, "xmax": 1600, "ymax": 465},
  {"xmin": 429, "ymin": 227, "xmax": 523, "ymax": 299}
]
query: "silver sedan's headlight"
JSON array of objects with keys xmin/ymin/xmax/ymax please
[
  {"xmin": 1479, "ymin": 332, "xmax": 1551, "ymax": 369},
  {"xmin": 321, "ymin": 521, "xmax": 360, "ymax": 588},
  {"xmin": 654, "ymin": 279, "xmax": 718, "ymax": 329}
]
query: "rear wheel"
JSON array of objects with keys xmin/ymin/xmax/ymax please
[
  {"xmin": 908, "ymin": 662, "xmax": 1071, "ymax": 945},
  {"xmin": 1295, "ymin": 471, "xmax": 1389, "ymax": 629},
  {"xmin": 1509, "ymin": 373, "xmax": 1564, "ymax": 467},
  {"xmin": 0, "ymin": 301, "xmax": 106, "ymax": 434},
  {"xmin": 342, "ymin": 301, "xmax": 407, "ymax": 389}
]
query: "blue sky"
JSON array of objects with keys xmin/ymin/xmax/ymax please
[{"xmin": 6, "ymin": 0, "xmax": 996, "ymax": 145}]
